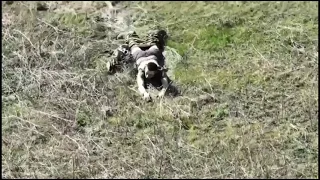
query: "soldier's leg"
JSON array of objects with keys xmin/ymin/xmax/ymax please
[
  {"xmin": 146, "ymin": 29, "xmax": 168, "ymax": 51},
  {"xmin": 129, "ymin": 39, "xmax": 142, "ymax": 54},
  {"xmin": 106, "ymin": 47, "xmax": 122, "ymax": 72},
  {"xmin": 128, "ymin": 30, "xmax": 159, "ymax": 49},
  {"xmin": 106, "ymin": 31, "xmax": 142, "ymax": 73}
]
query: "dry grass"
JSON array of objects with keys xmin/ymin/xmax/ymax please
[{"xmin": 2, "ymin": 1, "xmax": 318, "ymax": 178}]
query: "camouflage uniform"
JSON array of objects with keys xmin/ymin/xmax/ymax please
[
  {"xmin": 127, "ymin": 30, "xmax": 167, "ymax": 50},
  {"xmin": 106, "ymin": 44, "xmax": 132, "ymax": 73},
  {"xmin": 107, "ymin": 30, "xmax": 168, "ymax": 72}
]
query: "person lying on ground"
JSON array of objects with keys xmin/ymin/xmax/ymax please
[
  {"xmin": 128, "ymin": 31, "xmax": 169, "ymax": 102},
  {"xmin": 108, "ymin": 30, "xmax": 170, "ymax": 102}
]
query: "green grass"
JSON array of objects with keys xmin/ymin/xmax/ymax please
[{"xmin": 2, "ymin": 1, "xmax": 318, "ymax": 179}]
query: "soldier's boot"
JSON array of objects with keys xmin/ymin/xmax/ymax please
[{"xmin": 106, "ymin": 46, "xmax": 123, "ymax": 72}]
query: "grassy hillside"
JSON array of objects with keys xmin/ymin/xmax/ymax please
[{"xmin": 2, "ymin": 1, "xmax": 318, "ymax": 178}]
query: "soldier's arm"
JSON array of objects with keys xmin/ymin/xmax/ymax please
[
  {"xmin": 158, "ymin": 71, "xmax": 169, "ymax": 97},
  {"xmin": 137, "ymin": 69, "xmax": 147, "ymax": 95}
]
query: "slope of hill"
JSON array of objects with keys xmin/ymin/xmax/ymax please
[{"xmin": 2, "ymin": 1, "xmax": 318, "ymax": 178}]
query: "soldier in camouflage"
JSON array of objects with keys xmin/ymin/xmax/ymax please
[
  {"xmin": 108, "ymin": 30, "xmax": 170, "ymax": 101},
  {"xmin": 107, "ymin": 30, "xmax": 168, "ymax": 71}
]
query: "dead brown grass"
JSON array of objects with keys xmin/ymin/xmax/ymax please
[{"xmin": 2, "ymin": 1, "xmax": 318, "ymax": 178}]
